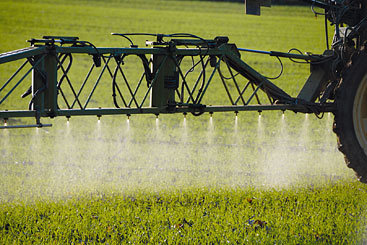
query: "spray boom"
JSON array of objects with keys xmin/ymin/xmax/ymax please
[{"xmin": 1, "ymin": 0, "xmax": 367, "ymax": 181}]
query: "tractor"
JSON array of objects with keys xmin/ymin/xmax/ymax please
[{"xmin": 0, "ymin": 0, "xmax": 367, "ymax": 181}]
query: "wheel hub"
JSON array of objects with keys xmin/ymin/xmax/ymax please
[{"xmin": 353, "ymin": 74, "xmax": 367, "ymax": 155}]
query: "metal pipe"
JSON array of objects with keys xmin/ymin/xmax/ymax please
[
  {"xmin": 237, "ymin": 48, "xmax": 271, "ymax": 55},
  {"xmin": 0, "ymin": 123, "xmax": 52, "ymax": 129},
  {"xmin": 238, "ymin": 48, "xmax": 321, "ymax": 61}
]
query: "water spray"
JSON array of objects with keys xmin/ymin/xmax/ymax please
[
  {"xmin": 127, "ymin": 114, "xmax": 131, "ymax": 126},
  {"xmin": 1, "ymin": 7, "xmax": 365, "ymax": 179},
  {"xmin": 209, "ymin": 112, "xmax": 213, "ymax": 126},
  {"xmin": 235, "ymin": 111, "xmax": 238, "ymax": 132},
  {"xmin": 155, "ymin": 113, "xmax": 159, "ymax": 127},
  {"xmin": 97, "ymin": 107, "xmax": 102, "ymax": 122},
  {"xmin": 209, "ymin": 112, "xmax": 213, "ymax": 122}
]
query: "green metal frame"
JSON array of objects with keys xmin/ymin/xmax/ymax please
[{"xmin": 0, "ymin": 36, "xmax": 335, "ymax": 127}]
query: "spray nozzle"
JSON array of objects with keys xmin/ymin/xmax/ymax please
[
  {"xmin": 281, "ymin": 110, "xmax": 286, "ymax": 120},
  {"xmin": 183, "ymin": 112, "xmax": 187, "ymax": 119},
  {"xmin": 209, "ymin": 112, "xmax": 213, "ymax": 118},
  {"xmin": 235, "ymin": 111, "xmax": 238, "ymax": 117},
  {"xmin": 127, "ymin": 114, "xmax": 131, "ymax": 120},
  {"xmin": 155, "ymin": 113, "xmax": 159, "ymax": 119},
  {"xmin": 66, "ymin": 116, "xmax": 71, "ymax": 122},
  {"xmin": 258, "ymin": 110, "xmax": 262, "ymax": 116},
  {"xmin": 4, "ymin": 118, "xmax": 8, "ymax": 126},
  {"xmin": 97, "ymin": 107, "xmax": 102, "ymax": 121}
]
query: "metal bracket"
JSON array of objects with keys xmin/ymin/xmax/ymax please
[{"xmin": 297, "ymin": 50, "xmax": 335, "ymax": 102}]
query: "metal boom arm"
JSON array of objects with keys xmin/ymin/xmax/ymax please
[{"xmin": 0, "ymin": 35, "xmax": 334, "ymax": 127}]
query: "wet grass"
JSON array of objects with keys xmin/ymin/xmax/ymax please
[
  {"xmin": 2, "ymin": 183, "xmax": 367, "ymax": 243},
  {"xmin": 1, "ymin": 112, "xmax": 364, "ymax": 243}
]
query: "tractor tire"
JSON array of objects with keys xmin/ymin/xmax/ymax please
[{"xmin": 334, "ymin": 46, "xmax": 367, "ymax": 182}]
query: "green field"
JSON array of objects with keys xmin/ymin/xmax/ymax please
[{"xmin": 1, "ymin": 0, "xmax": 367, "ymax": 243}]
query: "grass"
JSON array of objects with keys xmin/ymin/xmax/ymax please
[
  {"xmin": 1, "ymin": 0, "xmax": 367, "ymax": 243},
  {"xmin": 2, "ymin": 184, "xmax": 367, "ymax": 243}
]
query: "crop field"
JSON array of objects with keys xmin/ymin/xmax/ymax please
[{"xmin": 1, "ymin": 0, "xmax": 367, "ymax": 243}]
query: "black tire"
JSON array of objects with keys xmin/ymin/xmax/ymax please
[{"xmin": 334, "ymin": 46, "xmax": 367, "ymax": 182}]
